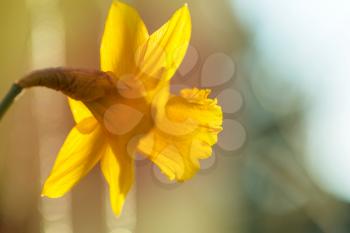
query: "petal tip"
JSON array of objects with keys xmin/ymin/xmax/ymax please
[
  {"xmin": 41, "ymin": 180, "xmax": 68, "ymax": 199},
  {"xmin": 175, "ymin": 2, "xmax": 190, "ymax": 17},
  {"xmin": 110, "ymin": 195, "xmax": 126, "ymax": 217},
  {"xmin": 181, "ymin": 3, "xmax": 191, "ymax": 15},
  {"xmin": 41, "ymin": 189, "xmax": 63, "ymax": 199},
  {"xmin": 111, "ymin": 0, "xmax": 136, "ymax": 13}
]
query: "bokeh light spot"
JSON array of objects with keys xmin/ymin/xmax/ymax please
[
  {"xmin": 218, "ymin": 119, "xmax": 246, "ymax": 151},
  {"xmin": 178, "ymin": 45, "xmax": 199, "ymax": 76},
  {"xmin": 201, "ymin": 53, "xmax": 235, "ymax": 87},
  {"xmin": 217, "ymin": 88, "xmax": 243, "ymax": 114},
  {"xmin": 104, "ymin": 104, "xmax": 143, "ymax": 135}
]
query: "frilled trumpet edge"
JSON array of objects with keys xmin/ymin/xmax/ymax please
[{"xmin": 0, "ymin": 68, "xmax": 116, "ymax": 121}]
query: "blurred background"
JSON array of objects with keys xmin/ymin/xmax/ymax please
[{"xmin": 1, "ymin": 0, "xmax": 350, "ymax": 233}]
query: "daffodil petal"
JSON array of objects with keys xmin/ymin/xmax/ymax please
[
  {"xmin": 135, "ymin": 4, "xmax": 191, "ymax": 96},
  {"xmin": 68, "ymin": 98, "xmax": 93, "ymax": 123},
  {"xmin": 101, "ymin": 141, "xmax": 134, "ymax": 216},
  {"xmin": 138, "ymin": 88, "xmax": 223, "ymax": 181},
  {"xmin": 100, "ymin": 1, "xmax": 149, "ymax": 76},
  {"xmin": 42, "ymin": 125, "xmax": 106, "ymax": 198}
]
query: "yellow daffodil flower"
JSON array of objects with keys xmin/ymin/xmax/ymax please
[{"xmin": 14, "ymin": 1, "xmax": 223, "ymax": 216}]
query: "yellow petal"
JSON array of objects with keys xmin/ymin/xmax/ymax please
[
  {"xmin": 138, "ymin": 88, "xmax": 223, "ymax": 181},
  {"xmin": 135, "ymin": 4, "xmax": 191, "ymax": 96},
  {"xmin": 101, "ymin": 140, "xmax": 134, "ymax": 216},
  {"xmin": 42, "ymin": 125, "xmax": 106, "ymax": 198},
  {"xmin": 68, "ymin": 98, "xmax": 93, "ymax": 124},
  {"xmin": 100, "ymin": 1, "xmax": 149, "ymax": 76}
]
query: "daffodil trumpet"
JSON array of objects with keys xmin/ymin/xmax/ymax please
[{"xmin": 0, "ymin": 1, "xmax": 223, "ymax": 217}]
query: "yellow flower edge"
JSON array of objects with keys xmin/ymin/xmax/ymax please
[{"xmin": 42, "ymin": 1, "xmax": 223, "ymax": 217}]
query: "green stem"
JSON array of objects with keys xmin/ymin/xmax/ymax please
[{"xmin": 0, "ymin": 84, "xmax": 23, "ymax": 121}]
